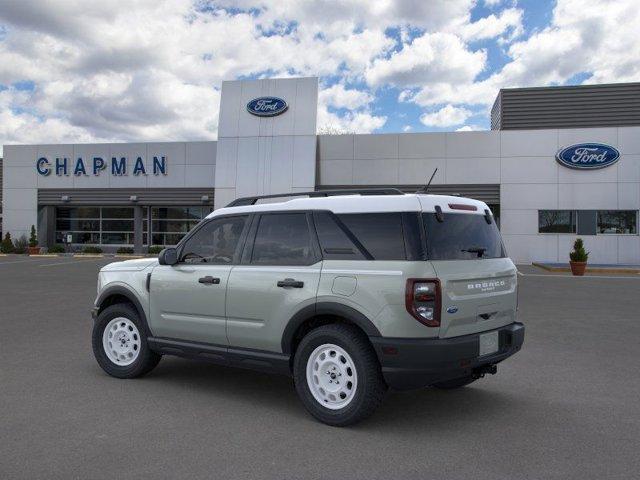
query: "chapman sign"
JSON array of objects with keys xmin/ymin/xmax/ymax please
[
  {"xmin": 246, "ymin": 97, "xmax": 288, "ymax": 117},
  {"xmin": 556, "ymin": 143, "xmax": 620, "ymax": 170},
  {"xmin": 36, "ymin": 156, "xmax": 168, "ymax": 177}
]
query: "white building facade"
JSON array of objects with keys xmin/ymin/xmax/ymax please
[{"xmin": 2, "ymin": 77, "xmax": 639, "ymax": 264}]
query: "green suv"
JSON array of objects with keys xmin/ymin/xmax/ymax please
[{"xmin": 92, "ymin": 190, "xmax": 524, "ymax": 426}]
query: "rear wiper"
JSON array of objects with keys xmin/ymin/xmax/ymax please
[{"xmin": 461, "ymin": 247, "xmax": 487, "ymax": 258}]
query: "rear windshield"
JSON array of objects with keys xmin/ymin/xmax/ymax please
[{"xmin": 423, "ymin": 212, "xmax": 505, "ymax": 260}]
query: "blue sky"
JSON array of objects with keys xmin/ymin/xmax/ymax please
[{"xmin": 0, "ymin": 0, "xmax": 638, "ymax": 150}]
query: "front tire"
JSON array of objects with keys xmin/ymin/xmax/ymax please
[
  {"xmin": 293, "ymin": 324, "xmax": 387, "ymax": 427},
  {"xmin": 92, "ymin": 303, "xmax": 161, "ymax": 379}
]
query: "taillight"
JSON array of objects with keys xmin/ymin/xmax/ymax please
[{"xmin": 405, "ymin": 279, "xmax": 441, "ymax": 327}]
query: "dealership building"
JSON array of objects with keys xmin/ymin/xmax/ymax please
[{"xmin": 1, "ymin": 78, "xmax": 639, "ymax": 264}]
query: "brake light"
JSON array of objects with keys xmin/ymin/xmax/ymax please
[
  {"xmin": 448, "ymin": 203, "xmax": 477, "ymax": 211},
  {"xmin": 405, "ymin": 279, "xmax": 441, "ymax": 327}
]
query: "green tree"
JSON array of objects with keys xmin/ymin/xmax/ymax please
[
  {"xmin": 29, "ymin": 225, "xmax": 38, "ymax": 247},
  {"xmin": 1, "ymin": 232, "xmax": 15, "ymax": 253},
  {"xmin": 569, "ymin": 238, "xmax": 589, "ymax": 262}
]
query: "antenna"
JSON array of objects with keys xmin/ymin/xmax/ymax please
[{"xmin": 417, "ymin": 168, "xmax": 438, "ymax": 194}]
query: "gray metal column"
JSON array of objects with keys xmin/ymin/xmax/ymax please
[
  {"xmin": 37, "ymin": 206, "xmax": 56, "ymax": 248},
  {"xmin": 133, "ymin": 206, "xmax": 144, "ymax": 253}
]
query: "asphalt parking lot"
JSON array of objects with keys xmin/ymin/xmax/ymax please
[{"xmin": 1, "ymin": 256, "xmax": 639, "ymax": 479}]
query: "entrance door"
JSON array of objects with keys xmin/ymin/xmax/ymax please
[
  {"xmin": 226, "ymin": 212, "xmax": 322, "ymax": 353},
  {"xmin": 149, "ymin": 214, "xmax": 250, "ymax": 345}
]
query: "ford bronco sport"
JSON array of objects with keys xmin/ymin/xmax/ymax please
[{"xmin": 92, "ymin": 189, "xmax": 524, "ymax": 426}]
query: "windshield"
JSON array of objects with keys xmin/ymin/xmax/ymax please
[{"xmin": 423, "ymin": 212, "xmax": 505, "ymax": 260}]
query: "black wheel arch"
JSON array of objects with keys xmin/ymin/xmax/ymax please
[
  {"xmin": 95, "ymin": 285, "xmax": 153, "ymax": 337},
  {"xmin": 281, "ymin": 302, "xmax": 381, "ymax": 355}
]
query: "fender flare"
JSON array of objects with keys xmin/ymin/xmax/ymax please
[
  {"xmin": 281, "ymin": 302, "xmax": 381, "ymax": 354},
  {"xmin": 95, "ymin": 285, "xmax": 152, "ymax": 337}
]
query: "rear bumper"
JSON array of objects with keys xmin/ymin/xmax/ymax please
[{"xmin": 370, "ymin": 322, "xmax": 524, "ymax": 390}]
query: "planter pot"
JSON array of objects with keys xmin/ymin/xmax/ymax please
[
  {"xmin": 27, "ymin": 246, "xmax": 41, "ymax": 255},
  {"xmin": 570, "ymin": 261, "xmax": 587, "ymax": 276}
]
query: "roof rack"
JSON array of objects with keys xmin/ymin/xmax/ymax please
[{"xmin": 225, "ymin": 188, "xmax": 405, "ymax": 207}]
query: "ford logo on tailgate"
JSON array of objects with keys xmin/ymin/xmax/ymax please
[
  {"xmin": 556, "ymin": 143, "xmax": 620, "ymax": 170},
  {"xmin": 247, "ymin": 97, "xmax": 288, "ymax": 117}
]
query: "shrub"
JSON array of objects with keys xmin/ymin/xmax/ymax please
[
  {"xmin": 48, "ymin": 244, "xmax": 66, "ymax": 253},
  {"xmin": 148, "ymin": 245, "xmax": 164, "ymax": 254},
  {"xmin": 13, "ymin": 235, "xmax": 28, "ymax": 254},
  {"xmin": 82, "ymin": 246, "xmax": 103, "ymax": 254},
  {"xmin": 569, "ymin": 238, "xmax": 589, "ymax": 262},
  {"xmin": 29, "ymin": 225, "xmax": 38, "ymax": 247},
  {"xmin": 1, "ymin": 233, "xmax": 14, "ymax": 253},
  {"xmin": 117, "ymin": 247, "xmax": 134, "ymax": 254}
]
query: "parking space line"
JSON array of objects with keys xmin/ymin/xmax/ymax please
[
  {"xmin": 519, "ymin": 272, "xmax": 640, "ymax": 279},
  {"xmin": 0, "ymin": 258, "xmax": 56, "ymax": 265},
  {"xmin": 39, "ymin": 259, "xmax": 108, "ymax": 267}
]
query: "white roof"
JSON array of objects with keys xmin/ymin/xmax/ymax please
[{"xmin": 208, "ymin": 193, "xmax": 490, "ymax": 218}]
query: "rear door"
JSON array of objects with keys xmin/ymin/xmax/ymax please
[
  {"xmin": 422, "ymin": 210, "xmax": 517, "ymax": 338},
  {"xmin": 226, "ymin": 212, "xmax": 321, "ymax": 353}
]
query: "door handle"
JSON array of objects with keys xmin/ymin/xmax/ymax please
[
  {"xmin": 277, "ymin": 278, "xmax": 304, "ymax": 288},
  {"xmin": 198, "ymin": 276, "xmax": 220, "ymax": 285}
]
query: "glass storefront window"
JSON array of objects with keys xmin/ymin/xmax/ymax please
[
  {"xmin": 538, "ymin": 210, "xmax": 577, "ymax": 233},
  {"xmin": 149, "ymin": 206, "xmax": 213, "ymax": 246},
  {"xmin": 597, "ymin": 211, "xmax": 638, "ymax": 234},
  {"xmin": 55, "ymin": 206, "xmax": 136, "ymax": 246},
  {"xmin": 55, "ymin": 205, "xmax": 213, "ymax": 247}
]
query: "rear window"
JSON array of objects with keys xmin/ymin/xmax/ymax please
[
  {"xmin": 313, "ymin": 212, "xmax": 366, "ymax": 260},
  {"xmin": 337, "ymin": 213, "xmax": 406, "ymax": 260},
  {"xmin": 423, "ymin": 213, "xmax": 505, "ymax": 260},
  {"xmin": 251, "ymin": 213, "xmax": 315, "ymax": 265}
]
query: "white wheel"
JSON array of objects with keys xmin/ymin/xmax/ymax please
[
  {"xmin": 102, "ymin": 317, "xmax": 141, "ymax": 366},
  {"xmin": 305, "ymin": 343, "xmax": 358, "ymax": 410}
]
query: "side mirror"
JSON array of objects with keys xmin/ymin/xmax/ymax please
[{"xmin": 158, "ymin": 247, "xmax": 178, "ymax": 266}]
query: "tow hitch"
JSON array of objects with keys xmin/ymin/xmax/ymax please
[{"xmin": 472, "ymin": 364, "xmax": 497, "ymax": 379}]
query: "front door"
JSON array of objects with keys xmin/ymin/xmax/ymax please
[
  {"xmin": 226, "ymin": 212, "xmax": 322, "ymax": 353},
  {"xmin": 149, "ymin": 214, "xmax": 250, "ymax": 345}
]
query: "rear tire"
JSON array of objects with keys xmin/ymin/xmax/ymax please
[
  {"xmin": 92, "ymin": 303, "xmax": 161, "ymax": 379},
  {"xmin": 293, "ymin": 324, "xmax": 387, "ymax": 427},
  {"xmin": 432, "ymin": 375, "xmax": 476, "ymax": 390}
]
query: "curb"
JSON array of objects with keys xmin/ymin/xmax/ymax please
[
  {"xmin": 532, "ymin": 262, "xmax": 640, "ymax": 275},
  {"xmin": 15, "ymin": 253, "xmax": 158, "ymax": 259}
]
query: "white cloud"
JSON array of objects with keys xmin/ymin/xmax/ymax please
[
  {"xmin": 317, "ymin": 82, "xmax": 384, "ymax": 133},
  {"xmin": 0, "ymin": 0, "xmax": 638, "ymax": 151},
  {"xmin": 458, "ymin": 7, "xmax": 523, "ymax": 42},
  {"xmin": 456, "ymin": 124, "xmax": 483, "ymax": 131},
  {"xmin": 366, "ymin": 32, "xmax": 486, "ymax": 87},
  {"xmin": 420, "ymin": 105, "xmax": 472, "ymax": 127},
  {"xmin": 405, "ymin": 0, "xmax": 640, "ymax": 109},
  {"xmin": 319, "ymin": 84, "xmax": 373, "ymax": 110},
  {"xmin": 402, "ymin": 125, "xmax": 412, "ymax": 132},
  {"xmin": 317, "ymin": 107, "xmax": 387, "ymax": 134}
]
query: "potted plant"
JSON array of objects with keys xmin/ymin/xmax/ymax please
[
  {"xmin": 28, "ymin": 225, "xmax": 40, "ymax": 255},
  {"xmin": 569, "ymin": 238, "xmax": 589, "ymax": 276}
]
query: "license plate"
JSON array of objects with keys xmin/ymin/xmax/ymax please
[{"xmin": 479, "ymin": 331, "xmax": 499, "ymax": 357}]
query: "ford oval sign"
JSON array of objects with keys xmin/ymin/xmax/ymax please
[
  {"xmin": 556, "ymin": 143, "xmax": 620, "ymax": 170},
  {"xmin": 246, "ymin": 97, "xmax": 288, "ymax": 117}
]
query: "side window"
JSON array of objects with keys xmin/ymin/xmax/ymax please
[
  {"xmin": 251, "ymin": 213, "xmax": 315, "ymax": 265},
  {"xmin": 337, "ymin": 213, "xmax": 407, "ymax": 260},
  {"xmin": 180, "ymin": 216, "xmax": 248, "ymax": 264},
  {"xmin": 313, "ymin": 211, "xmax": 365, "ymax": 260}
]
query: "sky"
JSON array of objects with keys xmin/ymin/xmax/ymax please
[{"xmin": 0, "ymin": 0, "xmax": 639, "ymax": 155}]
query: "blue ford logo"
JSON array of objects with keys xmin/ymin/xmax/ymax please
[
  {"xmin": 246, "ymin": 97, "xmax": 288, "ymax": 117},
  {"xmin": 556, "ymin": 143, "xmax": 620, "ymax": 170},
  {"xmin": 446, "ymin": 306, "xmax": 458, "ymax": 314}
]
